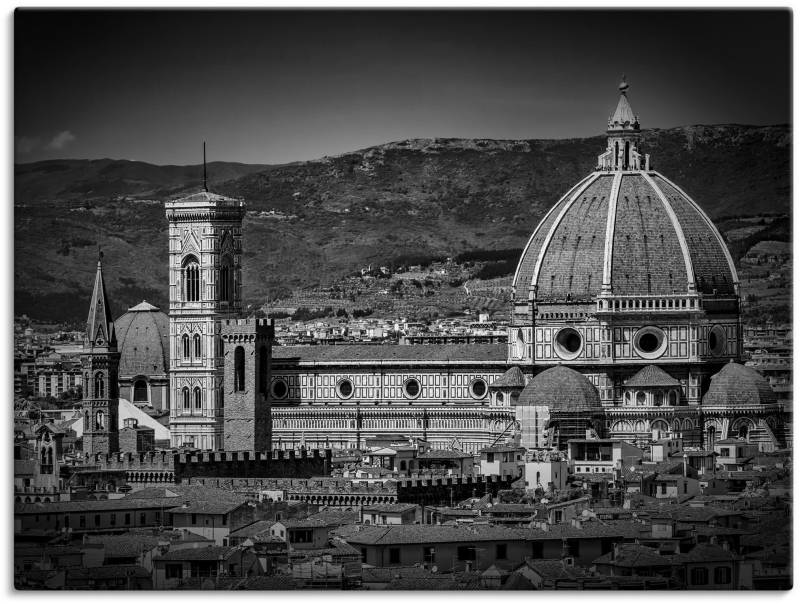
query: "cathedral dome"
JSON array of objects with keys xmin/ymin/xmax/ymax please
[
  {"xmin": 114, "ymin": 301, "xmax": 169, "ymax": 377},
  {"xmin": 512, "ymin": 82, "xmax": 738, "ymax": 306},
  {"xmin": 516, "ymin": 365, "xmax": 600, "ymax": 412},
  {"xmin": 702, "ymin": 362, "xmax": 777, "ymax": 408}
]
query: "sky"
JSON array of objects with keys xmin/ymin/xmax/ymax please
[{"xmin": 14, "ymin": 9, "xmax": 792, "ymax": 166}]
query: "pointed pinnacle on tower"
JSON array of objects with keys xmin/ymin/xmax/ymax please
[{"xmin": 85, "ymin": 254, "xmax": 117, "ymax": 349}]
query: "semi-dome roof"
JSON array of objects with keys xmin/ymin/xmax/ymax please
[
  {"xmin": 702, "ymin": 362, "xmax": 777, "ymax": 407},
  {"xmin": 513, "ymin": 81, "xmax": 738, "ymax": 305},
  {"xmin": 516, "ymin": 365, "xmax": 601, "ymax": 412},
  {"xmin": 114, "ymin": 301, "xmax": 169, "ymax": 378}
]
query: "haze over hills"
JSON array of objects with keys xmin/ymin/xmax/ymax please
[{"xmin": 14, "ymin": 124, "xmax": 791, "ymax": 323}]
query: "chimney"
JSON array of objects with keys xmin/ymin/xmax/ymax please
[
  {"xmin": 721, "ymin": 540, "xmax": 730, "ymax": 551},
  {"xmin": 465, "ymin": 560, "xmax": 473, "ymax": 573},
  {"xmin": 683, "ymin": 453, "xmax": 688, "ymax": 478}
]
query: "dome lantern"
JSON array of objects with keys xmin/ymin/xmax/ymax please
[{"xmin": 598, "ymin": 76, "xmax": 649, "ymax": 171}]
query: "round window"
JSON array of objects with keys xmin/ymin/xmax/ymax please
[
  {"xmin": 633, "ymin": 326, "xmax": 668, "ymax": 359},
  {"xmin": 403, "ymin": 378, "xmax": 421, "ymax": 399},
  {"xmin": 270, "ymin": 379, "xmax": 288, "ymax": 399},
  {"xmin": 470, "ymin": 378, "xmax": 487, "ymax": 399},
  {"xmin": 708, "ymin": 325, "xmax": 726, "ymax": 356},
  {"xmin": 336, "ymin": 378, "xmax": 354, "ymax": 399},
  {"xmin": 554, "ymin": 327, "xmax": 583, "ymax": 360}
]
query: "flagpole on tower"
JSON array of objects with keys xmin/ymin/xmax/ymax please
[{"xmin": 203, "ymin": 141, "xmax": 208, "ymax": 192}]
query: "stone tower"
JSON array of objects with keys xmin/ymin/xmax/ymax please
[
  {"xmin": 221, "ymin": 318, "xmax": 274, "ymax": 451},
  {"xmin": 81, "ymin": 256, "xmax": 121, "ymax": 456},
  {"xmin": 165, "ymin": 186, "xmax": 245, "ymax": 451}
]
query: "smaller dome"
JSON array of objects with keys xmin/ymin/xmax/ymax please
[
  {"xmin": 702, "ymin": 362, "xmax": 777, "ymax": 407},
  {"xmin": 114, "ymin": 301, "xmax": 169, "ymax": 378},
  {"xmin": 516, "ymin": 366, "xmax": 601, "ymax": 412},
  {"xmin": 490, "ymin": 366, "xmax": 526, "ymax": 389}
]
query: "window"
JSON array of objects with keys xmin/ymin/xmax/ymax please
[
  {"xmin": 182, "ymin": 387, "xmax": 190, "ymax": 411},
  {"xmin": 124, "ymin": 513, "xmax": 131, "ymax": 525},
  {"xmin": 423, "ymin": 546, "xmax": 436, "ymax": 564},
  {"xmin": 496, "ymin": 544, "xmax": 508, "ymax": 560},
  {"xmin": 271, "ymin": 378, "xmax": 288, "ymax": 399},
  {"xmin": 182, "ymin": 334, "xmax": 190, "ymax": 359},
  {"xmin": 183, "ymin": 256, "xmax": 200, "ymax": 302},
  {"xmin": 222, "ymin": 516, "xmax": 227, "ymax": 526},
  {"xmin": 486, "ymin": 453, "xmax": 495, "ymax": 463},
  {"xmin": 140, "ymin": 513, "xmax": 146, "ymax": 524},
  {"xmin": 94, "ymin": 373, "xmax": 105, "ymax": 398},
  {"xmin": 660, "ymin": 483, "xmax": 667, "ymax": 495},
  {"xmin": 720, "ymin": 448, "xmax": 730, "ymax": 457},
  {"xmin": 110, "ymin": 513, "xmax": 116, "ymax": 526},
  {"xmin": 259, "ymin": 346, "xmax": 269, "ymax": 395},
  {"xmin": 457, "ymin": 546, "xmax": 476, "ymax": 561},
  {"xmin": 79, "ymin": 515, "xmax": 86, "ymax": 528},
  {"xmin": 165, "ymin": 564, "xmax": 183, "ymax": 580},
  {"xmin": 554, "ymin": 510, "xmax": 563, "ymax": 523},
  {"xmin": 194, "ymin": 334, "xmax": 201, "ymax": 358},
  {"xmin": 714, "ymin": 566, "xmax": 731, "ymax": 584},
  {"xmin": 155, "ymin": 511, "xmax": 161, "ymax": 523},
  {"xmin": 389, "ymin": 548, "xmax": 401, "ymax": 564},
  {"xmin": 361, "ymin": 548, "xmax": 367, "ymax": 563},
  {"xmin": 336, "ymin": 378, "xmax": 354, "ymax": 399},
  {"xmin": 691, "ymin": 567, "xmax": 709, "ymax": 585},
  {"xmin": 219, "ymin": 264, "xmax": 231, "ymax": 302},
  {"xmin": 554, "ymin": 327, "xmax": 583, "ymax": 360},
  {"xmin": 191, "ymin": 514, "xmax": 197, "ymax": 524},
  {"xmin": 234, "ymin": 346, "xmax": 245, "ymax": 391},
  {"xmin": 133, "ymin": 379, "xmax": 148, "ymax": 402},
  {"xmin": 403, "ymin": 378, "xmax": 421, "ymax": 399},
  {"xmin": 194, "ymin": 387, "xmax": 202, "ymax": 411},
  {"xmin": 469, "ymin": 378, "xmax": 487, "ymax": 399}
]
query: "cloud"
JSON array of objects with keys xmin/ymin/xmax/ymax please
[
  {"xmin": 46, "ymin": 130, "xmax": 76, "ymax": 150},
  {"xmin": 15, "ymin": 136, "xmax": 41, "ymax": 154}
]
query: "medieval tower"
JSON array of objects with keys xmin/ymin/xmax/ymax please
[
  {"xmin": 221, "ymin": 318, "xmax": 274, "ymax": 451},
  {"xmin": 81, "ymin": 256, "xmax": 121, "ymax": 456}
]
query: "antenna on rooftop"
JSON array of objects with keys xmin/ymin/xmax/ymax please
[{"xmin": 203, "ymin": 141, "xmax": 208, "ymax": 192}]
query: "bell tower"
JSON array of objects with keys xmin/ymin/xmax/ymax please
[
  {"xmin": 81, "ymin": 254, "xmax": 121, "ymax": 456},
  {"xmin": 165, "ymin": 149, "xmax": 245, "ymax": 450}
]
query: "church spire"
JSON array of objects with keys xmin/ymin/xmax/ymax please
[{"xmin": 85, "ymin": 252, "xmax": 117, "ymax": 350}]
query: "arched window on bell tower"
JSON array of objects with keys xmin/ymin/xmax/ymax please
[
  {"xmin": 182, "ymin": 334, "xmax": 190, "ymax": 359},
  {"xmin": 194, "ymin": 387, "xmax": 202, "ymax": 411},
  {"xmin": 220, "ymin": 263, "xmax": 232, "ymax": 302},
  {"xmin": 182, "ymin": 387, "xmax": 190, "ymax": 411},
  {"xmin": 193, "ymin": 334, "xmax": 202, "ymax": 358},
  {"xmin": 183, "ymin": 255, "xmax": 200, "ymax": 302},
  {"xmin": 94, "ymin": 373, "xmax": 105, "ymax": 399}
]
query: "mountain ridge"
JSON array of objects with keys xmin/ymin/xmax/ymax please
[{"xmin": 14, "ymin": 124, "xmax": 791, "ymax": 323}]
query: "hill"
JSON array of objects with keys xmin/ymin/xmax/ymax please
[{"xmin": 14, "ymin": 124, "xmax": 791, "ymax": 323}]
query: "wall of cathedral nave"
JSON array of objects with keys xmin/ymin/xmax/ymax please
[
  {"xmin": 271, "ymin": 406, "xmax": 515, "ymax": 453},
  {"xmin": 267, "ymin": 367, "xmax": 504, "ymax": 405}
]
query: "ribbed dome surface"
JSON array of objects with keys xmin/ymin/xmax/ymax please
[
  {"xmin": 702, "ymin": 362, "xmax": 777, "ymax": 407},
  {"xmin": 516, "ymin": 365, "xmax": 601, "ymax": 412},
  {"xmin": 513, "ymin": 171, "xmax": 738, "ymax": 302},
  {"xmin": 114, "ymin": 301, "xmax": 169, "ymax": 377}
]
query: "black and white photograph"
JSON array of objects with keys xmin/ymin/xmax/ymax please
[{"xmin": 11, "ymin": 6, "xmax": 792, "ymax": 591}]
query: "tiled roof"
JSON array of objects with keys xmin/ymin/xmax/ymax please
[
  {"xmin": 271, "ymin": 343, "xmax": 507, "ymax": 364},
  {"xmin": 526, "ymin": 558, "xmax": 589, "ymax": 580},
  {"xmin": 417, "ymin": 449, "xmax": 474, "ymax": 459},
  {"xmin": 66, "ymin": 564, "xmax": 150, "ymax": 580},
  {"xmin": 114, "ymin": 303, "xmax": 169, "ymax": 377},
  {"xmin": 362, "ymin": 566, "xmax": 438, "ymax": 583},
  {"xmin": 489, "ymin": 366, "xmax": 526, "ymax": 389},
  {"xmin": 361, "ymin": 503, "xmax": 417, "ymax": 514},
  {"xmin": 624, "ymin": 365, "xmax": 682, "ymax": 388},
  {"xmin": 512, "ymin": 172, "xmax": 736, "ymax": 303},
  {"xmin": 516, "ymin": 366, "xmax": 601, "ymax": 412},
  {"xmin": 155, "ymin": 545, "xmax": 236, "ymax": 561},
  {"xmin": 283, "ymin": 509, "xmax": 358, "ymax": 528},
  {"xmin": 593, "ymin": 543, "xmax": 674, "ymax": 568},
  {"xmin": 15, "ymin": 498, "xmax": 177, "ymax": 514},
  {"xmin": 703, "ymin": 362, "xmax": 778, "ymax": 407},
  {"xmin": 84, "ymin": 534, "xmax": 162, "ymax": 558},
  {"xmin": 167, "ymin": 499, "xmax": 248, "ymax": 515},
  {"xmin": 671, "ymin": 543, "xmax": 740, "ymax": 563},
  {"xmin": 228, "ymin": 520, "xmax": 276, "ymax": 539}
]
